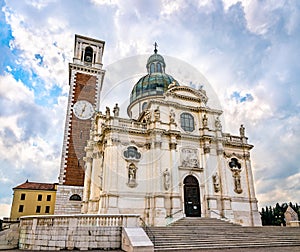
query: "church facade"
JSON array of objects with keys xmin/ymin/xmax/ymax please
[{"xmin": 56, "ymin": 35, "xmax": 261, "ymax": 226}]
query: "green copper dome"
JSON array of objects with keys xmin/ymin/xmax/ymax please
[
  {"xmin": 130, "ymin": 73, "xmax": 179, "ymax": 103},
  {"xmin": 130, "ymin": 44, "xmax": 179, "ymax": 104}
]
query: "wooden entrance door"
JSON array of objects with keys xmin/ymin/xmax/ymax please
[{"xmin": 184, "ymin": 175, "xmax": 201, "ymax": 217}]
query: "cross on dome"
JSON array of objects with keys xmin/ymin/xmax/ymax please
[{"xmin": 154, "ymin": 42, "xmax": 158, "ymax": 54}]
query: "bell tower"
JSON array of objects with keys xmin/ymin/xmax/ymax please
[{"xmin": 55, "ymin": 35, "xmax": 105, "ymax": 214}]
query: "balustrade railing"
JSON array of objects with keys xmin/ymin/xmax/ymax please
[
  {"xmin": 20, "ymin": 214, "xmax": 140, "ymax": 229},
  {"xmin": 117, "ymin": 118, "xmax": 146, "ymax": 129},
  {"xmin": 224, "ymin": 135, "xmax": 242, "ymax": 143}
]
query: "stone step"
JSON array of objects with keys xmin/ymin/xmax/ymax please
[
  {"xmin": 155, "ymin": 241, "xmax": 300, "ymax": 247},
  {"xmin": 155, "ymin": 237, "xmax": 299, "ymax": 243},
  {"xmin": 154, "ymin": 238, "xmax": 300, "ymax": 244},
  {"xmin": 151, "ymin": 235, "xmax": 297, "ymax": 239},
  {"xmin": 149, "ymin": 230, "xmax": 298, "ymax": 236},
  {"xmin": 154, "ymin": 243, "xmax": 300, "ymax": 251},
  {"xmin": 144, "ymin": 217, "xmax": 300, "ymax": 251}
]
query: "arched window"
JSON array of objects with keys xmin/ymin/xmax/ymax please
[
  {"xmin": 84, "ymin": 46, "xmax": 93, "ymax": 62},
  {"xmin": 157, "ymin": 63, "xmax": 162, "ymax": 73},
  {"xmin": 142, "ymin": 102, "xmax": 148, "ymax": 111},
  {"xmin": 69, "ymin": 194, "xmax": 81, "ymax": 201},
  {"xmin": 150, "ymin": 63, "xmax": 155, "ymax": 73},
  {"xmin": 180, "ymin": 113, "xmax": 195, "ymax": 132}
]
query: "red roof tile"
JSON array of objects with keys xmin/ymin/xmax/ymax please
[{"xmin": 13, "ymin": 181, "xmax": 56, "ymax": 191}]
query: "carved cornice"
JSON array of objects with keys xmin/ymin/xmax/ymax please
[
  {"xmin": 69, "ymin": 63, "xmax": 105, "ymax": 75},
  {"xmin": 223, "ymin": 141, "xmax": 253, "ymax": 149},
  {"xmin": 146, "ymin": 99, "xmax": 223, "ymax": 115},
  {"xmin": 179, "ymin": 166, "xmax": 203, "ymax": 172},
  {"xmin": 224, "ymin": 152, "xmax": 244, "ymax": 159},
  {"xmin": 121, "ymin": 140, "xmax": 145, "ymax": 148},
  {"xmin": 101, "ymin": 125, "xmax": 147, "ymax": 136}
]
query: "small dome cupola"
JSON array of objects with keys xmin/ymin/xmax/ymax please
[{"xmin": 146, "ymin": 42, "xmax": 166, "ymax": 74}]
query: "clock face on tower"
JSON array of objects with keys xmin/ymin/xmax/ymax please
[{"xmin": 73, "ymin": 100, "xmax": 94, "ymax": 120}]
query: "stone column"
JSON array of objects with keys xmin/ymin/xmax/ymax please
[
  {"xmin": 202, "ymin": 139, "xmax": 211, "ymax": 217},
  {"xmin": 244, "ymin": 152, "xmax": 261, "ymax": 226},
  {"xmin": 169, "ymin": 135, "xmax": 179, "ymax": 193},
  {"xmin": 79, "ymin": 42, "xmax": 83, "ymax": 60},
  {"xmin": 89, "ymin": 151, "xmax": 101, "ymax": 213},
  {"xmin": 82, "ymin": 156, "xmax": 92, "ymax": 213},
  {"xmin": 243, "ymin": 153, "xmax": 255, "ymax": 198},
  {"xmin": 95, "ymin": 46, "xmax": 99, "ymax": 63}
]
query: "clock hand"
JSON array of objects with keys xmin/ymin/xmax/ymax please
[{"xmin": 80, "ymin": 104, "xmax": 87, "ymax": 116}]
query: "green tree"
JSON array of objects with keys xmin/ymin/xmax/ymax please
[
  {"xmin": 260, "ymin": 208, "xmax": 266, "ymax": 226},
  {"xmin": 260, "ymin": 202, "xmax": 300, "ymax": 226}
]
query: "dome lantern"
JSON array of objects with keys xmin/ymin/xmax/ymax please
[{"xmin": 146, "ymin": 42, "xmax": 166, "ymax": 74}]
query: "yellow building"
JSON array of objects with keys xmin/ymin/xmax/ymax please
[{"xmin": 10, "ymin": 180, "xmax": 57, "ymax": 219}]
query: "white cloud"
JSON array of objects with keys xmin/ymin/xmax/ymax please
[
  {"xmin": 91, "ymin": 0, "xmax": 118, "ymax": 5},
  {"xmin": 0, "ymin": 73, "xmax": 66, "ymax": 207},
  {"xmin": 25, "ymin": 0, "xmax": 56, "ymax": 10},
  {"xmin": 224, "ymin": 0, "xmax": 300, "ymax": 36},
  {"xmin": 0, "ymin": 204, "xmax": 11, "ymax": 219},
  {"xmin": 257, "ymin": 172, "xmax": 300, "ymax": 208},
  {"xmin": 3, "ymin": 4, "xmax": 72, "ymax": 93},
  {"xmin": 160, "ymin": 0, "xmax": 185, "ymax": 16},
  {"xmin": 0, "ymin": 73, "xmax": 34, "ymax": 101}
]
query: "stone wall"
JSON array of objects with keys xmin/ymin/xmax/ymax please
[
  {"xmin": 0, "ymin": 223, "xmax": 19, "ymax": 250},
  {"xmin": 19, "ymin": 214, "xmax": 140, "ymax": 250},
  {"xmin": 54, "ymin": 185, "xmax": 83, "ymax": 214}
]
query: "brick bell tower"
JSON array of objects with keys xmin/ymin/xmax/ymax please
[{"xmin": 55, "ymin": 35, "xmax": 105, "ymax": 214}]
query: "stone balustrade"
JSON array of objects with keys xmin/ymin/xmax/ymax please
[
  {"xmin": 20, "ymin": 213, "xmax": 140, "ymax": 227},
  {"xmin": 118, "ymin": 118, "xmax": 146, "ymax": 129},
  {"xmin": 19, "ymin": 214, "xmax": 140, "ymax": 250},
  {"xmin": 224, "ymin": 135, "xmax": 242, "ymax": 142}
]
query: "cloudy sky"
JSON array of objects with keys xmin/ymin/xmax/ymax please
[{"xmin": 0, "ymin": 0, "xmax": 299, "ymax": 218}]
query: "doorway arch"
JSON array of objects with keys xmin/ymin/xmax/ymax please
[{"xmin": 183, "ymin": 175, "xmax": 201, "ymax": 217}]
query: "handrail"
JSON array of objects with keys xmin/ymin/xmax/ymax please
[
  {"xmin": 165, "ymin": 209, "xmax": 183, "ymax": 219},
  {"xmin": 139, "ymin": 217, "xmax": 155, "ymax": 246},
  {"xmin": 210, "ymin": 210, "xmax": 228, "ymax": 219}
]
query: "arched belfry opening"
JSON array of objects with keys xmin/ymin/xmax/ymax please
[
  {"xmin": 183, "ymin": 175, "xmax": 201, "ymax": 217},
  {"xmin": 84, "ymin": 46, "xmax": 93, "ymax": 63}
]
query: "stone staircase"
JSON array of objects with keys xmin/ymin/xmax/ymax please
[{"xmin": 144, "ymin": 217, "xmax": 300, "ymax": 251}]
